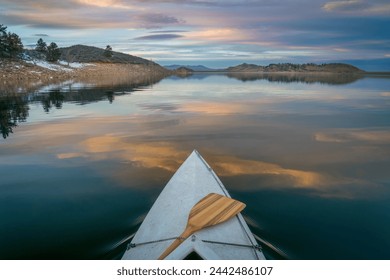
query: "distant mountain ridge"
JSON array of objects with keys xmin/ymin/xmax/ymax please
[{"xmin": 227, "ymin": 63, "xmax": 364, "ymax": 73}]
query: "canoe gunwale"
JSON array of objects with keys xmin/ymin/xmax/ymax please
[{"xmin": 193, "ymin": 150, "xmax": 230, "ymax": 197}]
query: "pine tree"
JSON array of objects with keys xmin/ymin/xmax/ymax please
[
  {"xmin": 0, "ymin": 24, "xmax": 7, "ymax": 56},
  {"xmin": 0, "ymin": 24, "xmax": 6, "ymax": 36},
  {"xmin": 0, "ymin": 24, "xmax": 23, "ymax": 58},
  {"xmin": 6, "ymin": 32, "xmax": 23, "ymax": 57},
  {"xmin": 104, "ymin": 45, "xmax": 113, "ymax": 58},
  {"xmin": 46, "ymin": 42, "xmax": 61, "ymax": 62},
  {"xmin": 35, "ymin": 38, "xmax": 47, "ymax": 53}
]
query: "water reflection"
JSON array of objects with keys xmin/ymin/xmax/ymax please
[
  {"xmin": 3, "ymin": 110, "xmax": 387, "ymax": 200},
  {"xmin": 34, "ymin": 73, "xmax": 165, "ymax": 106},
  {"xmin": 33, "ymin": 86, "xmax": 123, "ymax": 108},
  {"xmin": 315, "ymin": 129, "xmax": 390, "ymax": 144},
  {"xmin": 0, "ymin": 74, "xmax": 166, "ymax": 138},
  {"xmin": 0, "ymin": 95, "xmax": 29, "ymax": 139},
  {"xmin": 76, "ymin": 136, "xmax": 387, "ymax": 199},
  {"xmin": 41, "ymin": 90, "xmax": 65, "ymax": 112}
]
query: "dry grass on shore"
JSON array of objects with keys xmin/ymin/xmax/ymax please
[{"xmin": 0, "ymin": 60, "xmax": 170, "ymax": 95}]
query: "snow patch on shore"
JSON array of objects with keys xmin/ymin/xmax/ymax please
[
  {"xmin": 33, "ymin": 60, "xmax": 72, "ymax": 71},
  {"xmin": 25, "ymin": 59, "xmax": 93, "ymax": 72},
  {"xmin": 58, "ymin": 61, "xmax": 94, "ymax": 69}
]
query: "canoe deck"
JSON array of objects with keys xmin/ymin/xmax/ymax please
[{"xmin": 122, "ymin": 150, "xmax": 265, "ymax": 260}]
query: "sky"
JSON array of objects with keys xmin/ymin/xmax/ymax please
[{"xmin": 1, "ymin": 0, "xmax": 389, "ymax": 70}]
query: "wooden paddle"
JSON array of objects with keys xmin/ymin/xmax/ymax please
[{"xmin": 158, "ymin": 192, "xmax": 246, "ymax": 260}]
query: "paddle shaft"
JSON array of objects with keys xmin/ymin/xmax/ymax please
[{"xmin": 158, "ymin": 227, "xmax": 194, "ymax": 260}]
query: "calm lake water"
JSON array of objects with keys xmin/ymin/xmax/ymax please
[{"xmin": 1, "ymin": 73, "xmax": 389, "ymax": 259}]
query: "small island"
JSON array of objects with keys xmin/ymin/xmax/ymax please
[{"xmin": 226, "ymin": 62, "xmax": 365, "ymax": 73}]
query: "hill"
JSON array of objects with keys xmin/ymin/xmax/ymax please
[
  {"xmin": 227, "ymin": 63, "xmax": 364, "ymax": 73},
  {"xmin": 59, "ymin": 44, "xmax": 157, "ymax": 65},
  {"xmin": 164, "ymin": 64, "xmax": 216, "ymax": 71},
  {"xmin": 1, "ymin": 45, "xmax": 171, "ymax": 95},
  {"xmin": 173, "ymin": 66, "xmax": 194, "ymax": 77}
]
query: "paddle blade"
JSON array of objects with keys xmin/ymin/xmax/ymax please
[
  {"xmin": 158, "ymin": 193, "xmax": 245, "ymax": 260},
  {"xmin": 188, "ymin": 193, "xmax": 246, "ymax": 231}
]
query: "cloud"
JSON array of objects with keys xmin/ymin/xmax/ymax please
[
  {"xmin": 189, "ymin": 26, "xmax": 242, "ymax": 42},
  {"xmin": 367, "ymin": 3, "xmax": 390, "ymax": 14},
  {"xmin": 76, "ymin": 0, "xmax": 136, "ymax": 9},
  {"xmin": 134, "ymin": 34, "xmax": 183, "ymax": 40},
  {"xmin": 1, "ymin": 9, "xmax": 182, "ymax": 30},
  {"xmin": 185, "ymin": 28, "xmax": 249, "ymax": 43},
  {"xmin": 322, "ymin": 0, "xmax": 369, "ymax": 12},
  {"xmin": 0, "ymin": 1, "xmax": 182, "ymax": 29},
  {"xmin": 133, "ymin": 0, "xmax": 284, "ymax": 7},
  {"xmin": 322, "ymin": 0, "xmax": 390, "ymax": 14},
  {"xmin": 0, "ymin": 12, "xmax": 98, "ymax": 29},
  {"xmin": 136, "ymin": 13, "xmax": 183, "ymax": 25},
  {"xmin": 0, "ymin": 0, "xmax": 76, "ymax": 10},
  {"xmin": 150, "ymin": 30, "xmax": 189, "ymax": 33}
]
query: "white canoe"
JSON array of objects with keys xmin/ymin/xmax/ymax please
[{"xmin": 122, "ymin": 150, "xmax": 265, "ymax": 260}]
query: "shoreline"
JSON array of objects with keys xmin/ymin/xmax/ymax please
[
  {"xmin": 191, "ymin": 70, "xmax": 370, "ymax": 74},
  {"xmin": 0, "ymin": 59, "xmax": 171, "ymax": 95},
  {"xmin": 1, "ymin": 58, "xmax": 388, "ymax": 95}
]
